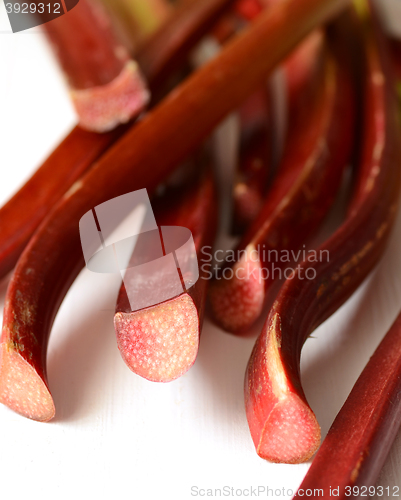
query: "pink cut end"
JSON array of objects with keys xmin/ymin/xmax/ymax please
[
  {"xmin": 209, "ymin": 245, "xmax": 265, "ymax": 333},
  {"xmin": 72, "ymin": 61, "xmax": 150, "ymax": 133},
  {"xmin": 258, "ymin": 394, "xmax": 320, "ymax": 464},
  {"xmin": 114, "ymin": 294, "xmax": 199, "ymax": 383},
  {"xmin": 0, "ymin": 344, "xmax": 55, "ymax": 422}
]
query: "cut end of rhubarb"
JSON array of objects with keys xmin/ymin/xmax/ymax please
[
  {"xmin": 0, "ymin": 344, "xmax": 55, "ymax": 422},
  {"xmin": 209, "ymin": 245, "xmax": 265, "ymax": 334},
  {"xmin": 246, "ymin": 312, "xmax": 321, "ymax": 463},
  {"xmin": 257, "ymin": 394, "xmax": 321, "ymax": 464},
  {"xmin": 72, "ymin": 61, "xmax": 150, "ymax": 133},
  {"xmin": 114, "ymin": 294, "xmax": 199, "ymax": 383}
]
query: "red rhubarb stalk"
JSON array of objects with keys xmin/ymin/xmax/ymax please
[
  {"xmin": 114, "ymin": 165, "xmax": 217, "ymax": 383},
  {"xmin": 0, "ymin": 0, "xmax": 237, "ymax": 282},
  {"xmin": 42, "ymin": 0, "xmax": 150, "ymax": 132},
  {"xmin": 231, "ymin": 30, "xmax": 324, "ymax": 236},
  {"xmin": 294, "ymin": 308, "xmax": 401, "ymax": 498},
  {"xmin": 0, "ymin": 0, "xmax": 351, "ymax": 422},
  {"xmin": 209, "ymin": 28, "xmax": 354, "ymax": 334},
  {"xmin": 244, "ymin": 7, "xmax": 401, "ymax": 464}
]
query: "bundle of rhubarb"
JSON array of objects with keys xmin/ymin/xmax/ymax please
[{"xmin": 1, "ymin": 0, "xmax": 401, "ymax": 492}]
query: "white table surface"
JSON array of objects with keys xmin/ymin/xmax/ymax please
[{"xmin": 0, "ymin": 2, "xmax": 401, "ymax": 500}]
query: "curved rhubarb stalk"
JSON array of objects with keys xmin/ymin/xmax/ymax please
[
  {"xmin": 226, "ymin": 3, "xmax": 324, "ymax": 237},
  {"xmin": 115, "ymin": 166, "xmax": 217, "ymax": 383},
  {"xmin": 231, "ymin": 30, "xmax": 324, "ymax": 236},
  {"xmin": 209, "ymin": 29, "xmax": 354, "ymax": 334},
  {"xmin": 295, "ymin": 309, "xmax": 401, "ymax": 498},
  {"xmin": 0, "ymin": 0, "xmax": 351, "ymax": 422},
  {"xmin": 42, "ymin": 0, "xmax": 150, "ymax": 132},
  {"xmin": 245, "ymin": 8, "xmax": 401, "ymax": 464},
  {"xmin": 0, "ymin": 0, "xmax": 237, "ymax": 282}
]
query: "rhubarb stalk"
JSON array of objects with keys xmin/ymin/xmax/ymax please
[
  {"xmin": 114, "ymin": 164, "xmax": 217, "ymax": 383},
  {"xmin": 295, "ymin": 309, "xmax": 401, "ymax": 498},
  {"xmin": 42, "ymin": 0, "xmax": 150, "ymax": 132},
  {"xmin": 230, "ymin": 29, "xmax": 325, "ymax": 237},
  {"xmin": 209, "ymin": 28, "xmax": 354, "ymax": 334},
  {"xmin": 244, "ymin": 7, "xmax": 401, "ymax": 464}
]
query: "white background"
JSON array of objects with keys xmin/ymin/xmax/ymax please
[{"xmin": 0, "ymin": 2, "xmax": 401, "ymax": 500}]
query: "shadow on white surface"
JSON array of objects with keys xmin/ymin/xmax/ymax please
[
  {"xmin": 47, "ymin": 271, "xmax": 124, "ymax": 423},
  {"xmin": 196, "ymin": 318, "xmax": 254, "ymax": 423}
]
